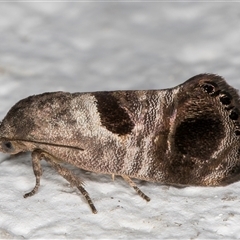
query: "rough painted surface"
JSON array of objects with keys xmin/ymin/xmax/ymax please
[{"xmin": 1, "ymin": 2, "xmax": 240, "ymax": 239}]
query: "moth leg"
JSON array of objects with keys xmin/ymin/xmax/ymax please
[
  {"xmin": 76, "ymin": 185, "xmax": 97, "ymax": 214},
  {"xmin": 32, "ymin": 150, "xmax": 97, "ymax": 213},
  {"xmin": 47, "ymin": 159, "xmax": 97, "ymax": 214},
  {"xmin": 122, "ymin": 175, "xmax": 150, "ymax": 202},
  {"xmin": 24, "ymin": 150, "xmax": 43, "ymax": 198}
]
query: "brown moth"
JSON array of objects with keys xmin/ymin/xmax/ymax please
[{"xmin": 1, "ymin": 73, "xmax": 240, "ymax": 213}]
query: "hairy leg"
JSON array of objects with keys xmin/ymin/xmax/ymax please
[
  {"xmin": 24, "ymin": 150, "xmax": 43, "ymax": 198},
  {"xmin": 122, "ymin": 175, "xmax": 150, "ymax": 202},
  {"xmin": 24, "ymin": 149, "xmax": 97, "ymax": 213}
]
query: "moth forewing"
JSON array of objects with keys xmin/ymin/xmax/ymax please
[{"xmin": 1, "ymin": 73, "xmax": 240, "ymax": 213}]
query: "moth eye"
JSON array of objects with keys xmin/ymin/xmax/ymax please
[
  {"xmin": 219, "ymin": 92, "xmax": 232, "ymax": 105},
  {"xmin": 229, "ymin": 109, "xmax": 239, "ymax": 121},
  {"xmin": 2, "ymin": 141, "xmax": 14, "ymax": 153}
]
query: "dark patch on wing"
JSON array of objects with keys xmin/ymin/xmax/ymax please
[
  {"xmin": 94, "ymin": 92, "xmax": 134, "ymax": 135},
  {"xmin": 174, "ymin": 116, "xmax": 224, "ymax": 159},
  {"xmin": 158, "ymin": 74, "xmax": 228, "ymax": 185}
]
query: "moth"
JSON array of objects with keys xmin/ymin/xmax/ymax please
[{"xmin": 0, "ymin": 73, "xmax": 240, "ymax": 213}]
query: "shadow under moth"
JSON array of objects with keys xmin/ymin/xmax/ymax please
[{"xmin": 0, "ymin": 73, "xmax": 240, "ymax": 213}]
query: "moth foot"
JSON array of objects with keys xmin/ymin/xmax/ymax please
[
  {"xmin": 133, "ymin": 185, "xmax": 151, "ymax": 202},
  {"xmin": 23, "ymin": 185, "xmax": 39, "ymax": 198},
  {"xmin": 77, "ymin": 185, "xmax": 97, "ymax": 214}
]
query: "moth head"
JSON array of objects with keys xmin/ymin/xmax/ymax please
[
  {"xmin": 0, "ymin": 95, "xmax": 39, "ymax": 154},
  {"xmin": 0, "ymin": 92, "xmax": 81, "ymax": 155},
  {"xmin": 170, "ymin": 74, "xmax": 240, "ymax": 185},
  {"xmin": 0, "ymin": 138, "xmax": 28, "ymax": 154}
]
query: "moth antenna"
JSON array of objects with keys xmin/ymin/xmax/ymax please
[{"xmin": 7, "ymin": 139, "xmax": 84, "ymax": 151}]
